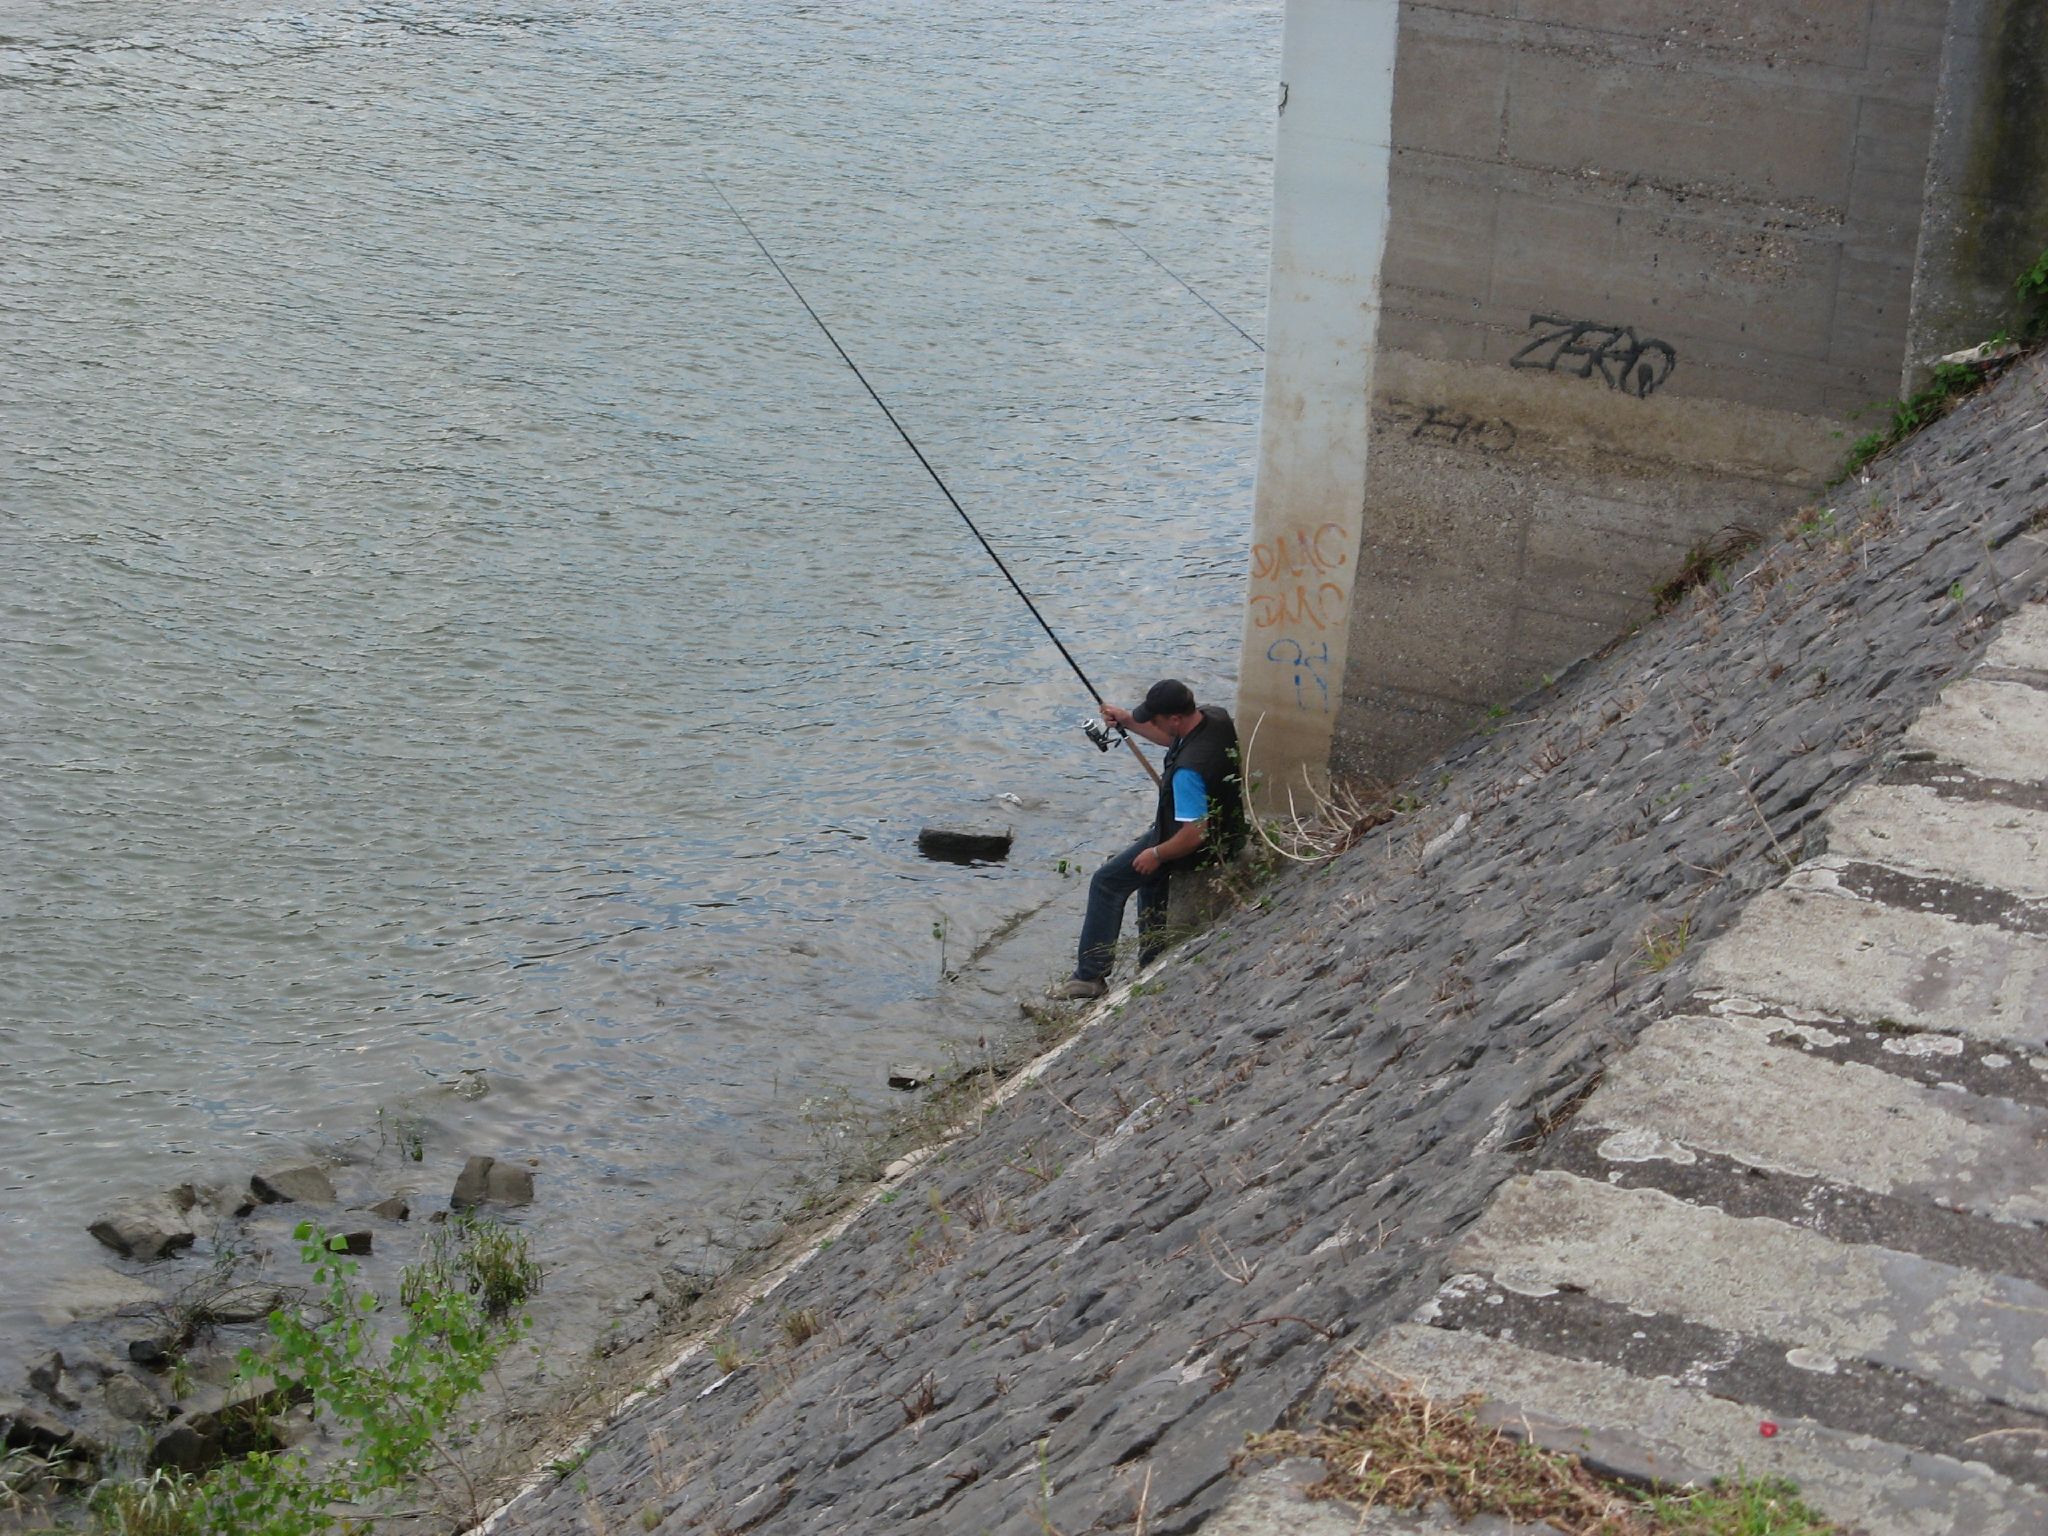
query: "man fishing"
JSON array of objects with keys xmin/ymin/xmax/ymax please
[
  {"xmin": 705, "ymin": 187, "xmax": 1247, "ymax": 997},
  {"xmin": 1051, "ymin": 679, "xmax": 1243, "ymax": 1001}
]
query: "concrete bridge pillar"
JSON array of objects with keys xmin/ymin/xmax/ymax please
[
  {"xmin": 1235, "ymin": 0, "xmax": 1400, "ymax": 810},
  {"xmin": 1238, "ymin": 0, "xmax": 2048, "ymax": 797}
]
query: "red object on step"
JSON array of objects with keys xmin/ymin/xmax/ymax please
[{"xmin": 1759, "ymin": 1421, "xmax": 1780, "ymax": 1438}]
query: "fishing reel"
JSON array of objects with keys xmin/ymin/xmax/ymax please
[{"xmin": 1081, "ymin": 718, "xmax": 1128, "ymax": 753}]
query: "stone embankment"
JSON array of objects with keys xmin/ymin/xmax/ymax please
[
  {"xmin": 492, "ymin": 358, "xmax": 2048, "ymax": 1535},
  {"xmin": 1217, "ymin": 597, "xmax": 2048, "ymax": 1535}
]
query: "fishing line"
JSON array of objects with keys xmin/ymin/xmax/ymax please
[
  {"xmin": 706, "ymin": 178, "xmax": 1160, "ymax": 787},
  {"xmin": 1085, "ymin": 207, "xmax": 1264, "ymax": 353}
]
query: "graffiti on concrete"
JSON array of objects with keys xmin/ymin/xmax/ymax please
[
  {"xmin": 1250, "ymin": 521, "xmax": 1349, "ymax": 583},
  {"xmin": 1381, "ymin": 399, "xmax": 1519, "ymax": 452},
  {"xmin": 1250, "ymin": 520, "xmax": 1350, "ymax": 635},
  {"xmin": 1265, "ymin": 637, "xmax": 1331, "ymax": 712},
  {"xmin": 1509, "ymin": 314, "xmax": 1677, "ymax": 398},
  {"xmin": 1251, "ymin": 583, "xmax": 1345, "ymax": 632}
]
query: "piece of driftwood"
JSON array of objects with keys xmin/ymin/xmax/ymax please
[{"xmin": 916, "ymin": 825, "xmax": 1014, "ymax": 863}]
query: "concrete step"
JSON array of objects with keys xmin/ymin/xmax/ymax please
[
  {"xmin": 1981, "ymin": 600, "xmax": 2048, "ymax": 671},
  {"xmin": 1566, "ymin": 1012, "xmax": 2048, "ymax": 1227},
  {"xmin": 1903, "ymin": 678, "xmax": 2048, "ymax": 784},
  {"xmin": 1825, "ymin": 783, "xmax": 2048, "ymax": 901},
  {"xmin": 1370, "ymin": 1324, "xmax": 2048, "ymax": 1536},
  {"xmin": 1697, "ymin": 876, "xmax": 2048, "ymax": 1046},
  {"xmin": 1449, "ymin": 1171, "xmax": 2048, "ymax": 1418}
]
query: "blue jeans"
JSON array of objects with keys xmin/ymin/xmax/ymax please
[{"xmin": 1075, "ymin": 834, "xmax": 1172, "ymax": 982}]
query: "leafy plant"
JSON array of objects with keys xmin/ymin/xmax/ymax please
[
  {"xmin": 111, "ymin": 1219, "xmax": 541, "ymax": 1535},
  {"xmin": 545, "ymin": 1445, "xmax": 593, "ymax": 1481},
  {"xmin": 2019, "ymin": 245, "xmax": 2048, "ymax": 338},
  {"xmin": 1835, "ymin": 361, "xmax": 1988, "ymax": 483}
]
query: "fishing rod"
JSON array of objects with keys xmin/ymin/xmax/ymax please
[
  {"xmin": 1086, "ymin": 207, "xmax": 1264, "ymax": 353},
  {"xmin": 706, "ymin": 178, "xmax": 1160, "ymax": 789}
]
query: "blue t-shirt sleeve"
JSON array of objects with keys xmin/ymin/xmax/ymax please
[{"xmin": 1171, "ymin": 767, "xmax": 1209, "ymax": 823}]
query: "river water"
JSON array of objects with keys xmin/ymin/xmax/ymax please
[{"xmin": 1, "ymin": 0, "xmax": 1277, "ymax": 1368}]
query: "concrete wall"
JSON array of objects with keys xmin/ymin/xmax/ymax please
[
  {"xmin": 1318, "ymin": 0, "xmax": 1955, "ymax": 782},
  {"xmin": 1908, "ymin": 0, "xmax": 2048, "ymax": 381}
]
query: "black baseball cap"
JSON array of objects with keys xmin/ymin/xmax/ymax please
[{"xmin": 1131, "ymin": 678, "xmax": 1196, "ymax": 723}]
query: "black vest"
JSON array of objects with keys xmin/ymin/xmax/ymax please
[{"xmin": 1155, "ymin": 705, "xmax": 1244, "ymax": 865}]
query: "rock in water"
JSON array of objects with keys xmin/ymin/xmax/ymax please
[
  {"xmin": 917, "ymin": 824, "xmax": 1014, "ymax": 863},
  {"xmin": 250, "ymin": 1165, "xmax": 336, "ymax": 1205},
  {"xmin": 148, "ymin": 1420, "xmax": 217, "ymax": 1474},
  {"xmin": 485, "ymin": 1163, "xmax": 535, "ymax": 1206},
  {"xmin": 87, "ymin": 1199, "xmax": 196, "ymax": 1262},
  {"xmin": 451, "ymin": 1156, "xmax": 495, "ymax": 1212},
  {"xmin": 100, "ymin": 1372, "xmax": 165, "ymax": 1426},
  {"xmin": 452, "ymin": 1155, "xmax": 534, "ymax": 1210}
]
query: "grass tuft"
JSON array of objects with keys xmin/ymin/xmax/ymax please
[
  {"xmin": 1242, "ymin": 1373, "xmax": 1847, "ymax": 1535},
  {"xmin": 400, "ymin": 1211, "xmax": 542, "ymax": 1320},
  {"xmin": 1635, "ymin": 914, "xmax": 1693, "ymax": 972},
  {"xmin": 778, "ymin": 1306, "xmax": 824, "ymax": 1347},
  {"xmin": 1651, "ymin": 524, "xmax": 1764, "ymax": 614}
]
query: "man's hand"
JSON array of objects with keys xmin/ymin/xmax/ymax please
[
  {"xmin": 1133, "ymin": 846, "xmax": 1161, "ymax": 876},
  {"xmin": 1101, "ymin": 702, "xmax": 1135, "ymax": 731}
]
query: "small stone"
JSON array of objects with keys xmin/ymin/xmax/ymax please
[
  {"xmin": 27, "ymin": 1352, "xmax": 78, "ymax": 1411},
  {"xmin": 451, "ymin": 1156, "xmax": 495, "ymax": 1211},
  {"xmin": 87, "ymin": 1198, "xmax": 197, "ymax": 1263},
  {"xmin": 101, "ymin": 1373, "xmax": 165, "ymax": 1426},
  {"xmin": 368, "ymin": 1195, "xmax": 411, "ymax": 1222},
  {"xmin": 887, "ymin": 1064, "xmax": 935, "ymax": 1091},
  {"xmin": 337, "ymin": 1230, "xmax": 374, "ymax": 1256},
  {"xmin": 250, "ymin": 1165, "xmax": 336, "ymax": 1205},
  {"xmin": 201, "ymin": 1287, "xmax": 284, "ymax": 1326},
  {"xmin": 148, "ymin": 1420, "xmax": 219, "ymax": 1474},
  {"xmin": 26, "ymin": 1352, "xmax": 63, "ymax": 1397},
  {"xmin": 484, "ymin": 1163, "xmax": 534, "ymax": 1207},
  {"xmin": 2, "ymin": 1402, "xmax": 102, "ymax": 1465},
  {"xmin": 916, "ymin": 824, "xmax": 1014, "ymax": 863}
]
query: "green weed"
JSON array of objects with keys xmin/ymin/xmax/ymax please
[
  {"xmin": 76, "ymin": 1220, "xmax": 534, "ymax": 1535},
  {"xmin": 401, "ymin": 1213, "xmax": 542, "ymax": 1321},
  {"xmin": 1636, "ymin": 915, "xmax": 1693, "ymax": 972},
  {"xmin": 778, "ymin": 1307, "xmax": 823, "ymax": 1347},
  {"xmin": 1834, "ymin": 361, "xmax": 1988, "ymax": 483}
]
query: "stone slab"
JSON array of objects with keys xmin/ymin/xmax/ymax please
[
  {"xmin": 1904, "ymin": 680, "xmax": 2048, "ymax": 785},
  {"xmin": 1369, "ymin": 1325, "xmax": 2048, "ymax": 1536},
  {"xmin": 1581, "ymin": 1014, "xmax": 2048, "ymax": 1224},
  {"xmin": 1696, "ymin": 881, "xmax": 2048, "ymax": 1046},
  {"xmin": 1451, "ymin": 1172, "xmax": 2048, "ymax": 1414},
  {"xmin": 1825, "ymin": 783, "xmax": 2048, "ymax": 901},
  {"xmin": 1985, "ymin": 602, "xmax": 2048, "ymax": 672}
]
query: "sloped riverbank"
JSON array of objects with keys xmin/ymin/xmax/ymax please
[{"xmin": 482, "ymin": 356, "xmax": 2048, "ymax": 1531}]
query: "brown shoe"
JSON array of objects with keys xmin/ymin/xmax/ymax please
[{"xmin": 1048, "ymin": 976, "xmax": 1108, "ymax": 1001}]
